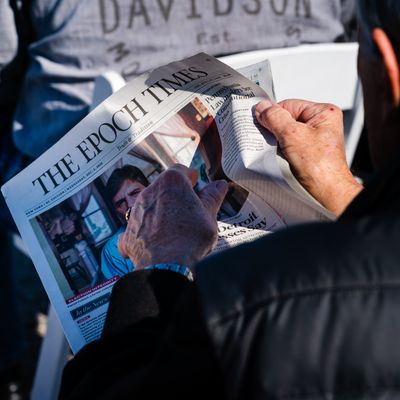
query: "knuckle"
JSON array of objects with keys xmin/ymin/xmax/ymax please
[
  {"xmin": 169, "ymin": 163, "xmax": 186, "ymax": 172},
  {"xmin": 163, "ymin": 168, "xmax": 184, "ymax": 184},
  {"xmin": 263, "ymin": 105, "xmax": 281, "ymax": 120},
  {"xmin": 323, "ymin": 103, "xmax": 343, "ymax": 123},
  {"xmin": 323, "ymin": 103, "xmax": 341, "ymax": 114},
  {"xmin": 199, "ymin": 222, "xmax": 217, "ymax": 243},
  {"xmin": 139, "ymin": 188, "xmax": 152, "ymax": 202}
]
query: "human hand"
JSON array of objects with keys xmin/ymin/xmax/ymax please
[
  {"xmin": 118, "ymin": 164, "xmax": 228, "ymax": 271},
  {"xmin": 256, "ymin": 99, "xmax": 363, "ymax": 215}
]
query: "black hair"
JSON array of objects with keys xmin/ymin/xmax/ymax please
[{"xmin": 106, "ymin": 165, "xmax": 149, "ymax": 200}]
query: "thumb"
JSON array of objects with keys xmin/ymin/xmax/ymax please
[
  {"xmin": 117, "ymin": 233, "xmax": 128, "ymax": 259},
  {"xmin": 256, "ymin": 100, "xmax": 297, "ymax": 142},
  {"xmin": 198, "ymin": 180, "xmax": 229, "ymax": 217}
]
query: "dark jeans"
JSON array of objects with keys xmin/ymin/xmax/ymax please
[
  {"xmin": 0, "ymin": 130, "xmax": 31, "ymax": 369},
  {"xmin": 0, "ymin": 230, "xmax": 26, "ymax": 370}
]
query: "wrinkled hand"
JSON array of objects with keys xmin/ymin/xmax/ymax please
[
  {"xmin": 256, "ymin": 99, "xmax": 363, "ymax": 215},
  {"xmin": 118, "ymin": 164, "xmax": 228, "ymax": 271}
]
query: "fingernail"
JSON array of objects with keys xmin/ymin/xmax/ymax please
[
  {"xmin": 125, "ymin": 206, "xmax": 132, "ymax": 222},
  {"xmin": 255, "ymin": 99, "xmax": 273, "ymax": 119}
]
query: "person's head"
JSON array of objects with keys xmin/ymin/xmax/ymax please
[
  {"xmin": 357, "ymin": 0, "xmax": 400, "ymax": 168},
  {"xmin": 106, "ymin": 165, "xmax": 149, "ymax": 221}
]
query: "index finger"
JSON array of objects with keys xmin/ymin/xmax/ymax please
[
  {"xmin": 277, "ymin": 99, "xmax": 318, "ymax": 121},
  {"xmin": 278, "ymin": 99, "xmax": 342, "ymax": 126},
  {"xmin": 167, "ymin": 163, "xmax": 199, "ymax": 187},
  {"xmin": 255, "ymin": 100, "xmax": 299, "ymax": 140}
]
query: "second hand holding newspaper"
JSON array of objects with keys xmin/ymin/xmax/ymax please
[{"xmin": 2, "ymin": 53, "xmax": 334, "ymax": 352}]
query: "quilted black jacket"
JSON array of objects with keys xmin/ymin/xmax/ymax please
[{"xmin": 60, "ymin": 159, "xmax": 400, "ymax": 400}]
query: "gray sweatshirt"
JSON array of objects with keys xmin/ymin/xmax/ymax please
[{"xmin": 1, "ymin": 0, "xmax": 356, "ymax": 159}]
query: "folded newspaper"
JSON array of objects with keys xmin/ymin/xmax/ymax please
[{"xmin": 2, "ymin": 53, "xmax": 334, "ymax": 353}]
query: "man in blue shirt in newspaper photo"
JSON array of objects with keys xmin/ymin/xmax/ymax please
[{"xmin": 101, "ymin": 165, "xmax": 149, "ymax": 280}]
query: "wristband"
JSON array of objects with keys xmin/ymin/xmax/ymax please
[{"xmin": 144, "ymin": 263, "xmax": 194, "ymax": 281}]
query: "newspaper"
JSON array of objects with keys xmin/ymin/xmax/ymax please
[{"xmin": 2, "ymin": 53, "xmax": 334, "ymax": 353}]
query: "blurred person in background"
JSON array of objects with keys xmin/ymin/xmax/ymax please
[
  {"xmin": 5, "ymin": 0, "xmax": 357, "ymax": 165},
  {"xmin": 0, "ymin": 1, "xmax": 28, "ymax": 398}
]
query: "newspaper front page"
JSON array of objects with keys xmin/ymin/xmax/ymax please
[{"xmin": 2, "ymin": 53, "xmax": 334, "ymax": 353}]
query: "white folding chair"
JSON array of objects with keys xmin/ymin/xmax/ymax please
[
  {"xmin": 219, "ymin": 42, "xmax": 364, "ymax": 166},
  {"xmin": 10, "ymin": 232, "xmax": 72, "ymax": 400},
  {"xmin": 30, "ymin": 71, "xmax": 126, "ymax": 400},
  {"xmin": 90, "ymin": 71, "xmax": 126, "ymax": 110}
]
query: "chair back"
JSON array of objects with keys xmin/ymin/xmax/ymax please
[{"xmin": 90, "ymin": 71, "xmax": 126, "ymax": 111}]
